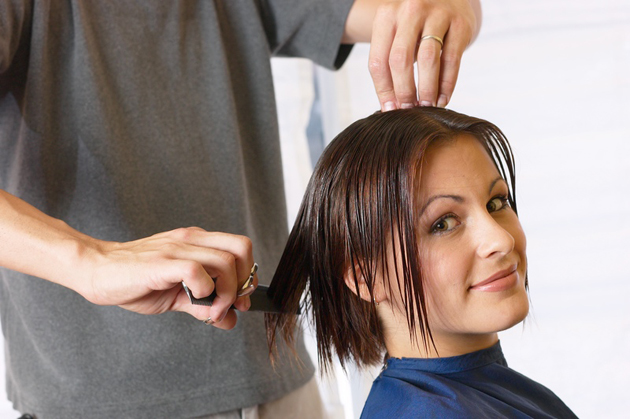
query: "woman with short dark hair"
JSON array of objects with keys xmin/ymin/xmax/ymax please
[{"xmin": 266, "ymin": 107, "xmax": 576, "ymax": 418}]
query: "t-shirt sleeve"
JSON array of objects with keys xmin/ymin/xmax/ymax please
[
  {"xmin": 0, "ymin": 0, "xmax": 32, "ymax": 74},
  {"xmin": 259, "ymin": 0, "xmax": 355, "ymax": 70}
]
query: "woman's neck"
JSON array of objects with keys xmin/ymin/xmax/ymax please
[{"xmin": 380, "ymin": 307, "xmax": 499, "ymax": 359}]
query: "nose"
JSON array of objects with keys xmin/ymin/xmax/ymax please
[{"xmin": 474, "ymin": 212, "xmax": 515, "ymax": 259}]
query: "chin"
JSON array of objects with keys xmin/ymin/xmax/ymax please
[{"xmin": 494, "ymin": 293, "xmax": 530, "ymax": 333}]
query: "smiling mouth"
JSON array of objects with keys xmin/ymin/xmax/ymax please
[{"xmin": 470, "ymin": 265, "xmax": 518, "ymax": 292}]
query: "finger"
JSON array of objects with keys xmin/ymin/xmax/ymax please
[
  {"xmin": 183, "ymin": 231, "xmax": 257, "ymax": 313},
  {"xmin": 233, "ymin": 267, "xmax": 258, "ymax": 312},
  {"xmin": 198, "ymin": 307, "xmax": 239, "ymax": 331},
  {"xmin": 164, "ymin": 258, "xmax": 215, "ymax": 300},
  {"xmin": 417, "ymin": 20, "xmax": 450, "ymax": 107},
  {"xmin": 161, "ymin": 228, "xmax": 257, "ymax": 318},
  {"xmin": 194, "ymin": 248, "xmax": 238, "ymax": 322},
  {"xmin": 160, "ymin": 242, "xmax": 239, "ymax": 321},
  {"xmin": 168, "ymin": 228, "xmax": 255, "ymax": 292},
  {"xmin": 388, "ymin": 5, "xmax": 426, "ymax": 109},
  {"xmin": 210, "ymin": 309, "xmax": 237, "ymax": 330},
  {"xmin": 171, "ymin": 291, "xmax": 238, "ymax": 330},
  {"xmin": 368, "ymin": 3, "xmax": 398, "ymax": 112},
  {"xmin": 233, "ymin": 295, "xmax": 251, "ymax": 312},
  {"xmin": 173, "ymin": 229, "xmax": 257, "ymax": 314},
  {"xmin": 436, "ymin": 22, "xmax": 471, "ymax": 108}
]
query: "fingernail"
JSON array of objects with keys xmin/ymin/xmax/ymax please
[
  {"xmin": 244, "ymin": 297, "xmax": 252, "ymax": 311},
  {"xmin": 400, "ymin": 102, "xmax": 414, "ymax": 109},
  {"xmin": 383, "ymin": 101, "xmax": 396, "ymax": 112},
  {"xmin": 437, "ymin": 94, "xmax": 449, "ymax": 108},
  {"xmin": 420, "ymin": 101, "xmax": 433, "ymax": 107},
  {"xmin": 218, "ymin": 310, "xmax": 228, "ymax": 322},
  {"xmin": 210, "ymin": 307, "xmax": 226, "ymax": 323}
]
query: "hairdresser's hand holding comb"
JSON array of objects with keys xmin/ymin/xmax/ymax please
[
  {"xmin": 81, "ymin": 228, "xmax": 257, "ymax": 329},
  {"xmin": 344, "ymin": 0, "xmax": 481, "ymax": 111},
  {"xmin": 0, "ymin": 191, "xmax": 256, "ymax": 329}
]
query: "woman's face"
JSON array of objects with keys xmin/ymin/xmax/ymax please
[{"xmin": 410, "ymin": 134, "xmax": 528, "ymax": 353}]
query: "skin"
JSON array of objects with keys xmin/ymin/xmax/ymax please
[
  {"xmin": 0, "ymin": 191, "xmax": 255, "ymax": 329},
  {"xmin": 344, "ymin": 0, "xmax": 482, "ymax": 110},
  {"xmin": 349, "ymin": 135, "xmax": 529, "ymax": 357},
  {"xmin": 0, "ymin": 2, "xmax": 482, "ymax": 329}
]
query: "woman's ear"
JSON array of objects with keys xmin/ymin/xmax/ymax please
[{"xmin": 343, "ymin": 263, "xmax": 386, "ymax": 305}]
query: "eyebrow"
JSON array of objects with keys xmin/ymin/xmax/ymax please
[
  {"xmin": 488, "ymin": 176, "xmax": 505, "ymax": 195},
  {"xmin": 419, "ymin": 176, "xmax": 505, "ymax": 217}
]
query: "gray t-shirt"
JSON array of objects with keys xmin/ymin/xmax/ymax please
[{"xmin": 0, "ymin": 1, "xmax": 353, "ymax": 417}]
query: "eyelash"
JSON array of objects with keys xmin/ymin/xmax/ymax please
[
  {"xmin": 488, "ymin": 194, "xmax": 510, "ymax": 213},
  {"xmin": 430, "ymin": 213, "xmax": 459, "ymax": 235},
  {"xmin": 429, "ymin": 194, "xmax": 511, "ymax": 235}
]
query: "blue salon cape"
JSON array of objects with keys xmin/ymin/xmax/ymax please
[{"xmin": 361, "ymin": 341, "xmax": 577, "ymax": 418}]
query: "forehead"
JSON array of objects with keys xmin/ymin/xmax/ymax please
[{"xmin": 419, "ymin": 134, "xmax": 501, "ymax": 194}]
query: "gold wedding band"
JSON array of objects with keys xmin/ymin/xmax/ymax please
[
  {"xmin": 421, "ymin": 35, "xmax": 444, "ymax": 48},
  {"xmin": 237, "ymin": 263, "xmax": 258, "ymax": 297}
]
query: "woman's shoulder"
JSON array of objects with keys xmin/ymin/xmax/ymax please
[
  {"xmin": 360, "ymin": 372, "xmax": 470, "ymax": 418},
  {"xmin": 359, "ymin": 350, "xmax": 578, "ymax": 419}
]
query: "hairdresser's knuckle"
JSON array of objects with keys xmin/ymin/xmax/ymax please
[
  {"xmin": 401, "ymin": 0, "xmax": 427, "ymax": 17},
  {"xmin": 181, "ymin": 261, "xmax": 205, "ymax": 280},
  {"xmin": 396, "ymin": 90, "xmax": 417, "ymax": 104},
  {"xmin": 389, "ymin": 46, "xmax": 414, "ymax": 72},
  {"xmin": 217, "ymin": 250, "xmax": 236, "ymax": 269},
  {"xmin": 451, "ymin": 16, "xmax": 474, "ymax": 39},
  {"xmin": 170, "ymin": 227, "xmax": 200, "ymax": 242},
  {"xmin": 418, "ymin": 86, "xmax": 437, "ymax": 101},
  {"xmin": 234, "ymin": 235, "xmax": 253, "ymax": 258},
  {"xmin": 368, "ymin": 56, "xmax": 388, "ymax": 79},
  {"xmin": 441, "ymin": 51, "xmax": 461, "ymax": 68},
  {"xmin": 376, "ymin": 87, "xmax": 396, "ymax": 100},
  {"xmin": 375, "ymin": 1, "xmax": 397, "ymax": 22},
  {"xmin": 158, "ymin": 241, "xmax": 182, "ymax": 255},
  {"xmin": 439, "ymin": 77, "xmax": 457, "ymax": 97}
]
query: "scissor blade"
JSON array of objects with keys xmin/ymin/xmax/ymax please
[{"xmin": 182, "ymin": 283, "xmax": 300, "ymax": 314}]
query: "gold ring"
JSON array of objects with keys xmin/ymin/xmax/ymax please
[
  {"xmin": 237, "ymin": 263, "xmax": 258, "ymax": 297},
  {"xmin": 421, "ymin": 35, "xmax": 443, "ymax": 48}
]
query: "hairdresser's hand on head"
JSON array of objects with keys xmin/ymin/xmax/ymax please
[
  {"xmin": 0, "ymin": 191, "xmax": 255, "ymax": 329},
  {"xmin": 343, "ymin": 0, "xmax": 482, "ymax": 111}
]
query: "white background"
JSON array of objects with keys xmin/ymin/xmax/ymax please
[{"xmin": 1, "ymin": 0, "xmax": 629, "ymax": 417}]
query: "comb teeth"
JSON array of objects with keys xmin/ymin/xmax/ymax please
[{"xmin": 181, "ymin": 281, "xmax": 216, "ymax": 306}]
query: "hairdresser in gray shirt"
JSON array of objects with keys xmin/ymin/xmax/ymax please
[{"xmin": 0, "ymin": 0, "xmax": 481, "ymax": 417}]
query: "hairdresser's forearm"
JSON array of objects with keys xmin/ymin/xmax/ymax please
[{"xmin": 0, "ymin": 189, "xmax": 97, "ymax": 293}]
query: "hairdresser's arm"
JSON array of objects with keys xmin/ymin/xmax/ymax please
[
  {"xmin": 343, "ymin": 0, "xmax": 482, "ymax": 110},
  {"xmin": 0, "ymin": 189, "xmax": 253, "ymax": 329}
]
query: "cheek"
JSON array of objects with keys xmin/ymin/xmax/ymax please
[
  {"xmin": 420, "ymin": 242, "xmax": 473, "ymax": 320},
  {"xmin": 420, "ymin": 237, "xmax": 473, "ymax": 288}
]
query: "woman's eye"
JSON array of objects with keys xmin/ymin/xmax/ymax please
[
  {"xmin": 487, "ymin": 196, "xmax": 508, "ymax": 212},
  {"xmin": 431, "ymin": 216, "xmax": 459, "ymax": 234}
]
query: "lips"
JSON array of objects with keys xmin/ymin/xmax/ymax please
[{"xmin": 470, "ymin": 265, "xmax": 518, "ymax": 292}]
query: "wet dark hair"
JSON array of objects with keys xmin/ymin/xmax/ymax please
[{"xmin": 266, "ymin": 107, "xmax": 517, "ymax": 372}]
